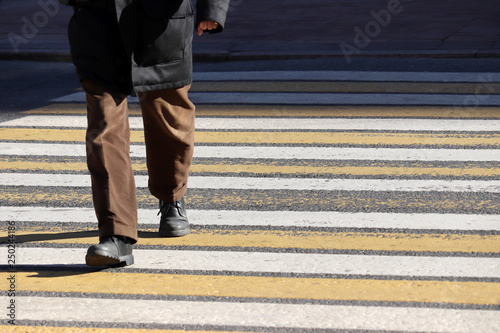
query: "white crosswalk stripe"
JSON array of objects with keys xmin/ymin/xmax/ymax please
[
  {"xmin": 4, "ymin": 114, "xmax": 500, "ymax": 131},
  {"xmin": 4, "ymin": 296, "xmax": 499, "ymax": 333},
  {"xmin": 3, "ymin": 173, "xmax": 500, "ymax": 192},
  {"xmin": 2, "ymin": 247, "xmax": 499, "ymax": 278},
  {"xmin": 2, "ymin": 207, "xmax": 499, "ymax": 230},
  {"xmin": 2, "ymin": 142, "xmax": 499, "ymax": 161}
]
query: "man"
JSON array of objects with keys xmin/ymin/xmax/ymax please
[{"xmin": 58, "ymin": 0, "xmax": 230, "ymax": 267}]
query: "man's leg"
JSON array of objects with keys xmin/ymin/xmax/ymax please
[
  {"xmin": 138, "ymin": 86, "xmax": 195, "ymax": 236},
  {"xmin": 66, "ymin": 0, "xmax": 136, "ymax": 266},
  {"xmin": 84, "ymin": 78, "xmax": 138, "ymax": 241},
  {"xmin": 83, "ymin": 78, "xmax": 137, "ymax": 266}
]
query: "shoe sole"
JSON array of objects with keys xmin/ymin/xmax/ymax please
[
  {"xmin": 159, "ymin": 226, "xmax": 190, "ymax": 237},
  {"xmin": 85, "ymin": 250, "xmax": 134, "ymax": 267}
]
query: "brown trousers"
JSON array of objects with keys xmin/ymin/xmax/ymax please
[{"xmin": 83, "ymin": 79, "xmax": 195, "ymax": 242}]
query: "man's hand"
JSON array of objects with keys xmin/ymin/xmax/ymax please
[{"xmin": 197, "ymin": 21, "xmax": 219, "ymax": 36}]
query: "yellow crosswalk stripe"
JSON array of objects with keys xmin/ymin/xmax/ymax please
[
  {"xmin": 1, "ymin": 127, "xmax": 499, "ymax": 146},
  {"xmin": 2, "ymin": 271, "xmax": 499, "ymax": 305},
  {"xmin": 2, "ymin": 157, "xmax": 500, "ymax": 177},
  {"xmin": 190, "ymin": 81, "xmax": 500, "ymax": 94},
  {"xmin": 192, "ymin": 162, "xmax": 500, "ymax": 177},
  {"xmin": 0, "ymin": 327, "xmax": 252, "ymax": 333},
  {"xmin": 0, "ymin": 159, "xmax": 89, "ymax": 172},
  {"xmin": 22, "ymin": 103, "xmax": 500, "ymax": 118},
  {"xmin": 39, "ymin": 81, "xmax": 497, "ymax": 94},
  {"xmin": 2, "ymin": 227, "xmax": 499, "ymax": 253}
]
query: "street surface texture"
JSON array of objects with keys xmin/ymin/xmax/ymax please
[{"xmin": 1, "ymin": 61, "xmax": 500, "ymax": 332}]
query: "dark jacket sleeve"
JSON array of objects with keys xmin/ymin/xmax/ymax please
[{"xmin": 195, "ymin": 0, "xmax": 230, "ymax": 33}]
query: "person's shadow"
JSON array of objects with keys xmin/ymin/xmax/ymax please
[
  {"xmin": 0, "ymin": 264, "xmax": 107, "ymax": 277},
  {"xmin": 1, "ymin": 230, "xmax": 97, "ymax": 244},
  {"xmin": 0, "ymin": 230, "xmax": 163, "ymax": 277}
]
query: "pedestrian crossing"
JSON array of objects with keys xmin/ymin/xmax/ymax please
[{"xmin": 1, "ymin": 70, "xmax": 499, "ymax": 332}]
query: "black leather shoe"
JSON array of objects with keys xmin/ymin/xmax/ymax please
[
  {"xmin": 85, "ymin": 236, "xmax": 134, "ymax": 267},
  {"xmin": 158, "ymin": 197, "xmax": 190, "ymax": 237}
]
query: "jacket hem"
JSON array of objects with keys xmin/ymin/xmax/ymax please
[{"xmin": 133, "ymin": 78, "xmax": 192, "ymax": 93}]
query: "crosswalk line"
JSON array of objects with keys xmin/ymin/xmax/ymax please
[
  {"xmin": 2, "ymin": 173, "xmax": 499, "ymax": 192},
  {"xmin": 4, "ymin": 227, "xmax": 499, "ymax": 253},
  {"xmin": 2, "ymin": 157, "xmax": 500, "ymax": 178},
  {"xmin": 2, "ymin": 187, "xmax": 498, "ymax": 214},
  {"xmin": 190, "ymin": 81, "xmax": 500, "ymax": 94},
  {"xmin": 2, "ymin": 127, "xmax": 499, "ymax": 147},
  {"xmin": 3, "ymin": 296, "xmax": 498, "ymax": 332},
  {"xmin": 4, "ymin": 247, "xmax": 499, "ymax": 278},
  {"xmin": 2, "ymin": 271, "xmax": 499, "ymax": 305},
  {"xmin": 2, "ymin": 207, "xmax": 499, "ymax": 231},
  {"xmin": 191, "ymin": 70, "xmax": 500, "ymax": 82},
  {"xmin": 23, "ymin": 103, "xmax": 500, "ymax": 118},
  {"xmin": 1, "ymin": 327, "xmax": 251, "ymax": 333},
  {"xmin": 1, "ymin": 142, "xmax": 498, "ymax": 161},
  {"xmin": 3, "ymin": 115, "xmax": 500, "ymax": 131},
  {"xmin": 51, "ymin": 91, "xmax": 500, "ymax": 106}
]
